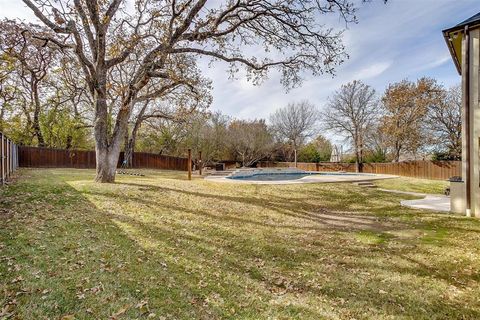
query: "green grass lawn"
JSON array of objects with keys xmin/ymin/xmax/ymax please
[
  {"xmin": 374, "ymin": 177, "xmax": 450, "ymax": 195},
  {"xmin": 1, "ymin": 169, "xmax": 479, "ymax": 319}
]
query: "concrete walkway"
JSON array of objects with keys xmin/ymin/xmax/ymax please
[{"xmin": 379, "ymin": 188, "xmax": 451, "ymax": 213}]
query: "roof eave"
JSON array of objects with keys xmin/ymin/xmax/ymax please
[
  {"xmin": 443, "ymin": 20, "xmax": 480, "ymax": 34},
  {"xmin": 442, "ymin": 29, "xmax": 462, "ymax": 75},
  {"xmin": 442, "ymin": 23, "xmax": 480, "ymax": 76}
]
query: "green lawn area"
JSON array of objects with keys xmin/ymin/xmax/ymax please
[
  {"xmin": 1, "ymin": 169, "xmax": 480, "ymax": 319},
  {"xmin": 374, "ymin": 177, "xmax": 450, "ymax": 195}
]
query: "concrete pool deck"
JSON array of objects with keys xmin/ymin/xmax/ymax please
[
  {"xmin": 205, "ymin": 171, "xmax": 452, "ymax": 213},
  {"xmin": 204, "ymin": 172, "xmax": 398, "ymax": 185}
]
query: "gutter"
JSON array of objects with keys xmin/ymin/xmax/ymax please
[
  {"xmin": 442, "ymin": 30, "xmax": 462, "ymax": 75},
  {"xmin": 442, "ymin": 22, "xmax": 480, "ymax": 75},
  {"xmin": 464, "ymin": 25, "xmax": 472, "ymax": 216}
]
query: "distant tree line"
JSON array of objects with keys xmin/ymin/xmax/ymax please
[
  {"xmin": 10, "ymin": 0, "xmax": 356, "ymax": 183},
  {"xmin": 0, "ymin": 20, "xmax": 461, "ymax": 172},
  {"xmin": 323, "ymin": 78, "xmax": 461, "ymax": 171}
]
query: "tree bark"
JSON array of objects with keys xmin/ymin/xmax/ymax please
[
  {"xmin": 124, "ymin": 101, "xmax": 149, "ymax": 168},
  {"xmin": 124, "ymin": 133, "xmax": 136, "ymax": 168},
  {"xmin": 92, "ymin": 65, "xmax": 129, "ymax": 182},
  {"xmin": 31, "ymin": 81, "xmax": 45, "ymax": 147},
  {"xmin": 393, "ymin": 141, "xmax": 401, "ymax": 162},
  {"xmin": 354, "ymin": 131, "xmax": 362, "ymax": 173}
]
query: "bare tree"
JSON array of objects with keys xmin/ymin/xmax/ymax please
[
  {"xmin": 0, "ymin": 19, "xmax": 57, "ymax": 147},
  {"xmin": 426, "ymin": 84, "xmax": 461, "ymax": 160},
  {"xmin": 227, "ymin": 119, "xmax": 273, "ymax": 167},
  {"xmin": 46, "ymin": 55, "xmax": 94, "ymax": 149},
  {"xmin": 22, "ymin": 0, "xmax": 356, "ymax": 182},
  {"xmin": 380, "ymin": 78, "xmax": 441, "ymax": 162},
  {"xmin": 122, "ymin": 55, "xmax": 212, "ymax": 167},
  {"xmin": 270, "ymin": 101, "xmax": 318, "ymax": 165},
  {"xmin": 324, "ymin": 80, "xmax": 378, "ymax": 172},
  {"xmin": 123, "ymin": 83, "xmax": 210, "ymax": 167},
  {"xmin": 184, "ymin": 112, "xmax": 230, "ymax": 168},
  {"xmin": 364, "ymin": 122, "xmax": 388, "ymax": 162},
  {"xmin": 0, "ymin": 58, "xmax": 17, "ymax": 132}
]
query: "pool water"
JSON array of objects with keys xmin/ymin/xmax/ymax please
[{"xmin": 228, "ymin": 173, "xmax": 314, "ymax": 181}]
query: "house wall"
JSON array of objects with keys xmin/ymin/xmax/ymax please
[{"xmin": 461, "ymin": 27, "xmax": 480, "ymax": 217}]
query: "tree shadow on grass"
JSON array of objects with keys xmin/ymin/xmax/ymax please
[
  {"xmin": 115, "ymin": 181, "xmax": 407, "ymax": 229},
  {"xmin": 87, "ymin": 179, "xmax": 480, "ymax": 318},
  {"xmin": 1, "ymin": 171, "xmax": 480, "ymax": 319},
  {"xmin": 83, "ymin": 188, "xmax": 397, "ymax": 233}
]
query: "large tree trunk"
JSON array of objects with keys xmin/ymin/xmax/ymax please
[
  {"xmin": 94, "ymin": 90, "xmax": 114, "ymax": 182},
  {"xmin": 354, "ymin": 132, "xmax": 362, "ymax": 173},
  {"xmin": 393, "ymin": 141, "xmax": 401, "ymax": 162},
  {"xmin": 65, "ymin": 135, "xmax": 73, "ymax": 149},
  {"xmin": 94, "ymin": 96, "xmax": 132, "ymax": 182},
  {"xmin": 124, "ymin": 133, "xmax": 136, "ymax": 168},
  {"xmin": 32, "ymin": 82, "xmax": 45, "ymax": 147},
  {"xmin": 354, "ymin": 150, "xmax": 361, "ymax": 173},
  {"xmin": 0, "ymin": 105, "xmax": 5, "ymax": 132},
  {"xmin": 124, "ymin": 101, "xmax": 149, "ymax": 168},
  {"xmin": 95, "ymin": 146, "xmax": 119, "ymax": 183}
]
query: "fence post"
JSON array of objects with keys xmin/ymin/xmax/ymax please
[
  {"xmin": 187, "ymin": 149, "xmax": 192, "ymax": 180},
  {"xmin": 6, "ymin": 138, "xmax": 9, "ymax": 180},
  {"xmin": 0, "ymin": 133, "xmax": 4, "ymax": 185},
  {"xmin": 9, "ymin": 140, "xmax": 13, "ymax": 175},
  {"xmin": 13, "ymin": 143, "xmax": 16, "ymax": 170}
]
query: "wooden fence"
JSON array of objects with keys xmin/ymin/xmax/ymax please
[
  {"xmin": 361, "ymin": 161, "xmax": 461, "ymax": 180},
  {"xmin": 14, "ymin": 146, "xmax": 463, "ymax": 180},
  {"xmin": 258, "ymin": 160, "xmax": 461, "ymax": 181},
  {"xmin": 18, "ymin": 146, "xmax": 189, "ymax": 171},
  {"xmin": 0, "ymin": 132, "xmax": 19, "ymax": 185}
]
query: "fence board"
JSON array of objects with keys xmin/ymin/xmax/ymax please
[
  {"xmin": 18, "ymin": 146, "xmax": 188, "ymax": 171},
  {"xmin": 0, "ymin": 132, "xmax": 19, "ymax": 185},
  {"xmin": 258, "ymin": 160, "xmax": 461, "ymax": 181}
]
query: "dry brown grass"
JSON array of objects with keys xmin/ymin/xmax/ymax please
[{"xmin": 1, "ymin": 169, "xmax": 479, "ymax": 319}]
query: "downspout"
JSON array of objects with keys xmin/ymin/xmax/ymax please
[{"xmin": 464, "ymin": 25, "xmax": 472, "ymax": 216}]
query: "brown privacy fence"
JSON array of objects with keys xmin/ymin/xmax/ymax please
[
  {"xmin": 15, "ymin": 146, "xmax": 462, "ymax": 179},
  {"xmin": 258, "ymin": 160, "xmax": 461, "ymax": 181},
  {"xmin": 18, "ymin": 146, "xmax": 188, "ymax": 171},
  {"xmin": 361, "ymin": 161, "xmax": 461, "ymax": 180},
  {"xmin": 258, "ymin": 161, "xmax": 357, "ymax": 172},
  {"xmin": 0, "ymin": 132, "xmax": 19, "ymax": 185}
]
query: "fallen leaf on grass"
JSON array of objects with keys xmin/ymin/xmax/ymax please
[{"xmin": 110, "ymin": 305, "xmax": 129, "ymax": 319}]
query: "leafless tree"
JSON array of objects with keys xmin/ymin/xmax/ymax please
[
  {"xmin": 22, "ymin": 0, "xmax": 356, "ymax": 182},
  {"xmin": 0, "ymin": 19, "xmax": 57, "ymax": 146},
  {"xmin": 122, "ymin": 55, "xmax": 212, "ymax": 167},
  {"xmin": 123, "ymin": 83, "xmax": 210, "ymax": 167},
  {"xmin": 426, "ymin": 84, "xmax": 462, "ymax": 159},
  {"xmin": 227, "ymin": 119, "xmax": 273, "ymax": 167},
  {"xmin": 270, "ymin": 101, "xmax": 319, "ymax": 164},
  {"xmin": 46, "ymin": 55, "xmax": 94, "ymax": 149},
  {"xmin": 323, "ymin": 80, "xmax": 378, "ymax": 172},
  {"xmin": 183, "ymin": 112, "xmax": 230, "ymax": 168},
  {"xmin": 380, "ymin": 78, "xmax": 440, "ymax": 162},
  {"xmin": 0, "ymin": 59, "xmax": 17, "ymax": 132}
]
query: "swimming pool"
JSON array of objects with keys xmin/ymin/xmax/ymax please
[
  {"xmin": 228, "ymin": 172, "xmax": 314, "ymax": 181},
  {"xmin": 226, "ymin": 168, "xmax": 368, "ymax": 181},
  {"xmin": 205, "ymin": 168, "xmax": 395, "ymax": 184}
]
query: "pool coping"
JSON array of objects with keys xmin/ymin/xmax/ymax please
[{"xmin": 204, "ymin": 171, "xmax": 398, "ymax": 185}]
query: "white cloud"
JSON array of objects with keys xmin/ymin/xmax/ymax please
[{"xmin": 353, "ymin": 61, "xmax": 392, "ymax": 81}]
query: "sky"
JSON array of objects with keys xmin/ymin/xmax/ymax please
[
  {"xmin": 197, "ymin": 0, "xmax": 479, "ymax": 120},
  {"xmin": 1, "ymin": 0, "xmax": 478, "ymax": 122}
]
